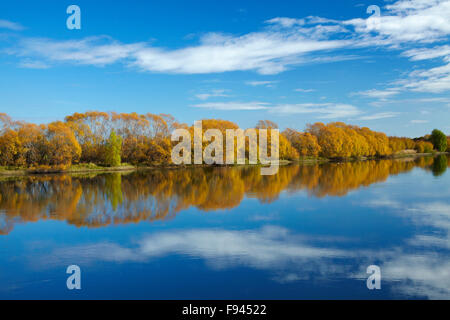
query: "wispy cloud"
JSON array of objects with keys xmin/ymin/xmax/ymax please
[
  {"xmin": 37, "ymin": 226, "xmax": 349, "ymax": 272},
  {"xmin": 403, "ymin": 45, "xmax": 450, "ymax": 61},
  {"xmin": 345, "ymin": 0, "xmax": 450, "ymax": 95},
  {"xmin": 18, "ymin": 59, "xmax": 50, "ymax": 69},
  {"xmin": 354, "ymin": 88, "xmax": 400, "ymax": 100},
  {"xmin": 245, "ymin": 80, "xmax": 277, "ymax": 87},
  {"xmin": 0, "ymin": 19, "xmax": 24, "ymax": 31},
  {"xmin": 8, "ymin": 31, "xmax": 350, "ymax": 74},
  {"xmin": 131, "ymin": 32, "xmax": 350, "ymax": 75},
  {"xmin": 344, "ymin": 0, "xmax": 450, "ymax": 44},
  {"xmin": 270, "ymin": 103, "xmax": 362, "ymax": 119},
  {"xmin": 195, "ymin": 89, "xmax": 229, "ymax": 100},
  {"xmin": 3, "ymin": 0, "xmax": 450, "ymax": 97},
  {"xmin": 400, "ymin": 60, "xmax": 450, "ymax": 93},
  {"xmin": 265, "ymin": 17, "xmax": 305, "ymax": 28},
  {"xmin": 192, "ymin": 101, "xmax": 269, "ymax": 110},
  {"xmin": 357, "ymin": 112, "xmax": 400, "ymax": 120},
  {"xmin": 294, "ymin": 88, "xmax": 315, "ymax": 93},
  {"xmin": 192, "ymin": 101, "xmax": 362, "ymax": 119},
  {"xmin": 12, "ymin": 36, "xmax": 144, "ymax": 66}
]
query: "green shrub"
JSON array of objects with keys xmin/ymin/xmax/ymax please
[
  {"xmin": 430, "ymin": 129, "xmax": 447, "ymax": 152},
  {"xmin": 104, "ymin": 130, "xmax": 122, "ymax": 167}
]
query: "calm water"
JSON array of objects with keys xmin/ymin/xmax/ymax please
[{"xmin": 0, "ymin": 155, "xmax": 449, "ymax": 299}]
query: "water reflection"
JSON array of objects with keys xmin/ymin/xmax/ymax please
[
  {"xmin": 358, "ymin": 198, "xmax": 450, "ymax": 299},
  {"xmin": 1, "ymin": 155, "xmax": 449, "ymax": 299},
  {"xmin": 32, "ymin": 211, "xmax": 450, "ymax": 299},
  {"xmin": 432, "ymin": 154, "xmax": 448, "ymax": 176},
  {"xmin": 0, "ymin": 156, "xmax": 447, "ymax": 234}
]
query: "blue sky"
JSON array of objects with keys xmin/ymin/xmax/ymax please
[{"xmin": 0, "ymin": 0, "xmax": 449, "ymax": 137}]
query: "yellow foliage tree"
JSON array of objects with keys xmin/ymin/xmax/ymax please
[
  {"xmin": 44, "ymin": 122, "xmax": 81, "ymax": 166},
  {"xmin": 283, "ymin": 129, "xmax": 321, "ymax": 157},
  {"xmin": 0, "ymin": 129, "xmax": 21, "ymax": 166}
]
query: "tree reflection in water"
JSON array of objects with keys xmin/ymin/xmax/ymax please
[{"xmin": 0, "ymin": 156, "xmax": 447, "ymax": 234}]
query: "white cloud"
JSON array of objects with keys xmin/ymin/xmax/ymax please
[
  {"xmin": 195, "ymin": 89, "xmax": 229, "ymax": 100},
  {"xmin": 345, "ymin": 0, "xmax": 450, "ymax": 44},
  {"xmin": 359, "ymin": 61, "xmax": 450, "ymax": 95},
  {"xmin": 192, "ymin": 101, "xmax": 269, "ymax": 110},
  {"xmin": 13, "ymin": 36, "xmax": 143, "ymax": 66},
  {"xmin": 403, "ymin": 45, "xmax": 450, "ymax": 61},
  {"xmin": 131, "ymin": 32, "xmax": 350, "ymax": 75},
  {"xmin": 265, "ymin": 17, "xmax": 305, "ymax": 28},
  {"xmin": 9, "ymin": 31, "xmax": 351, "ymax": 75},
  {"xmin": 4, "ymin": 0, "xmax": 450, "ymax": 96},
  {"xmin": 246, "ymin": 80, "xmax": 277, "ymax": 87},
  {"xmin": 357, "ymin": 112, "xmax": 400, "ymax": 120},
  {"xmin": 374, "ymin": 44, "xmax": 450, "ymax": 95},
  {"xmin": 346, "ymin": 1, "xmax": 450, "ymax": 95},
  {"xmin": 0, "ymin": 19, "xmax": 24, "ymax": 31},
  {"xmin": 416, "ymin": 97, "xmax": 450, "ymax": 103},
  {"xmin": 294, "ymin": 88, "xmax": 315, "ymax": 92},
  {"xmin": 354, "ymin": 88, "xmax": 400, "ymax": 99},
  {"xmin": 411, "ymin": 119, "xmax": 429, "ymax": 124},
  {"xmin": 192, "ymin": 101, "xmax": 362, "ymax": 119},
  {"xmin": 269, "ymin": 103, "xmax": 362, "ymax": 119},
  {"xmin": 401, "ymin": 61, "xmax": 450, "ymax": 93},
  {"xmin": 18, "ymin": 59, "xmax": 49, "ymax": 69}
]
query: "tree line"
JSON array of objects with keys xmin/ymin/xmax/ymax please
[{"xmin": 0, "ymin": 112, "xmax": 448, "ymax": 168}]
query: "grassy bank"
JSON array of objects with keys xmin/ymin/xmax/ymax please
[
  {"xmin": 0, "ymin": 163, "xmax": 136, "ymax": 176},
  {"xmin": 66, "ymin": 163, "xmax": 136, "ymax": 173},
  {"xmin": 293, "ymin": 151, "xmax": 448, "ymax": 164},
  {"xmin": 0, "ymin": 152, "xmax": 447, "ymax": 177}
]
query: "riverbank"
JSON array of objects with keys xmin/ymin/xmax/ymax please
[
  {"xmin": 0, "ymin": 152, "xmax": 447, "ymax": 177},
  {"xmin": 292, "ymin": 151, "xmax": 448, "ymax": 164},
  {"xmin": 0, "ymin": 164, "xmax": 137, "ymax": 176}
]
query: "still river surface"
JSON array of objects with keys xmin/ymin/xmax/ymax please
[{"xmin": 0, "ymin": 155, "xmax": 449, "ymax": 299}]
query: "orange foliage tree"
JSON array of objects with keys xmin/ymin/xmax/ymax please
[
  {"xmin": 44, "ymin": 121, "xmax": 81, "ymax": 166},
  {"xmin": 0, "ymin": 112, "xmax": 445, "ymax": 168},
  {"xmin": 0, "ymin": 129, "xmax": 21, "ymax": 166}
]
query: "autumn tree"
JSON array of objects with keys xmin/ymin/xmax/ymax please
[
  {"xmin": 0, "ymin": 112, "xmax": 442, "ymax": 168},
  {"xmin": 279, "ymin": 133, "xmax": 299, "ymax": 160},
  {"xmin": 0, "ymin": 129, "xmax": 21, "ymax": 166},
  {"xmin": 306, "ymin": 123, "xmax": 351, "ymax": 158},
  {"xmin": 189, "ymin": 119, "xmax": 240, "ymax": 164},
  {"xmin": 306, "ymin": 122, "xmax": 391, "ymax": 158},
  {"xmin": 355, "ymin": 127, "xmax": 390, "ymax": 156},
  {"xmin": 256, "ymin": 120, "xmax": 278, "ymax": 129},
  {"xmin": 389, "ymin": 137, "xmax": 415, "ymax": 153},
  {"xmin": 65, "ymin": 111, "xmax": 110, "ymax": 163},
  {"xmin": 415, "ymin": 141, "xmax": 434, "ymax": 154},
  {"xmin": 17, "ymin": 123, "xmax": 46, "ymax": 166},
  {"xmin": 283, "ymin": 129, "xmax": 321, "ymax": 157},
  {"xmin": 45, "ymin": 121, "xmax": 81, "ymax": 166},
  {"xmin": 254, "ymin": 121, "xmax": 299, "ymax": 161}
]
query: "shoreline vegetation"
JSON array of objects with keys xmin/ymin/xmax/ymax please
[
  {"xmin": 0, "ymin": 152, "xmax": 447, "ymax": 177},
  {"xmin": 0, "ymin": 112, "xmax": 449, "ymax": 177}
]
